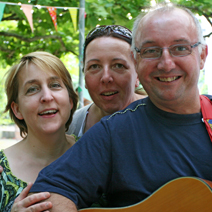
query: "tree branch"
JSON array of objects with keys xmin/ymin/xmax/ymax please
[
  {"xmin": 204, "ymin": 32, "xmax": 212, "ymax": 38},
  {"xmin": 0, "ymin": 46, "xmax": 14, "ymax": 53},
  {"xmin": 2, "ymin": 14, "xmax": 21, "ymax": 21},
  {"xmin": 0, "ymin": 46, "xmax": 16, "ymax": 59},
  {"xmin": 0, "ymin": 32, "xmax": 78, "ymax": 56},
  {"xmin": 202, "ymin": 13, "xmax": 212, "ymax": 28}
]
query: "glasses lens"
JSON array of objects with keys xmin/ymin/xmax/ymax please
[
  {"xmin": 140, "ymin": 47, "xmax": 161, "ymax": 59},
  {"xmin": 139, "ymin": 44, "xmax": 193, "ymax": 59},
  {"xmin": 170, "ymin": 44, "xmax": 191, "ymax": 57}
]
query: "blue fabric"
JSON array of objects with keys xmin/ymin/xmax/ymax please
[{"xmin": 30, "ymin": 96, "xmax": 212, "ymax": 209}]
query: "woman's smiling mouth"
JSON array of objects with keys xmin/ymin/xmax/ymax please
[{"xmin": 101, "ymin": 91, "xmax": 118, "ymax": 96}]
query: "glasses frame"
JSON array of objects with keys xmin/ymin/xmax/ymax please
[{"xmin": 134, "ymin": 42, "xmax": 201, "ymax": 59}]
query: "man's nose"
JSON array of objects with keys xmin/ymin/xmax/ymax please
[{"xmin": 157, "ymin": 49, "xmax": 176, "ymax": 72}]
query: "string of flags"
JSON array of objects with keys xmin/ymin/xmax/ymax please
[{"xmin": 0, "ymin": 1, "xmax": 81, "ymax": 32}]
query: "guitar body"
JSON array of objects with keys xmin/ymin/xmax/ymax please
[{"xmin": 80, "ymin": 177, "xmax": 212, "ymax": 212}]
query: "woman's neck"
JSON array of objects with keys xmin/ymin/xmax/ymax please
[
  {"xmin": 3, "ymin": 131, "xmax": 75, "ymax": 183},
  {"xmin": 25, "ymin": 131, "xmax": 72, "ymax": 161}
]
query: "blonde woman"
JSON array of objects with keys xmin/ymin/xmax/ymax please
[{"xmin": 0, "ymin": 51, "xmax": 78, "ymax": 211}]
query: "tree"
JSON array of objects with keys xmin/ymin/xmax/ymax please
[
  {"xmin": 0, "ymin": 0, "xmax": 211, "ymax": 65},
  {"xmin": 0, "ymin": 0, "xmax": 151, "ymax": 65},
  {"xmin": 171, "ymin": 0, "xmax": 212, "ymax": 39}
]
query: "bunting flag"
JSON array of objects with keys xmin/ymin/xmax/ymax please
[
  {"xmin": 21, "ymin": 4, "xmax": 33, "ymax": 32},
  {"xmin": 0, "ymin": 2, "xmax": 81, "ymax": 32},
  {"xmin": 47, "ymin": 7, "xmax": 57, "ymax": 31},
  {"xmin": 69, "ymin": 8, "xmax": 77, "ymax": 31},
  {"xmin": 0, "ymin": 2, "xmax": 5, "ymax": 22}
]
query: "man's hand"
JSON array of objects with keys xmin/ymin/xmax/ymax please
[{"xmin": 11, "ymin": 183, "xmax": 52, "ymax": 212}]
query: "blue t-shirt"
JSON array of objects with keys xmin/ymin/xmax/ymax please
[{"xmin": 30, "ymin": 97, "xmax": 212, "ymax": 208}]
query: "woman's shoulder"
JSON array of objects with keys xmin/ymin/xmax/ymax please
[
  {"xmin": 74, "ymin": 103, "xmax": 93, "ymax": 117},
  {"xmin": 0, "ymin": 148, "xmax": 27, "ymax": 184}
]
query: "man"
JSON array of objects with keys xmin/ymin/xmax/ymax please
[{"xmin": 26, "ymin": 4, "xmax": 210, "ymax": 212}]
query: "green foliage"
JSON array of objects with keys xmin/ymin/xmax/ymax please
[
  {"xmin": 0, "ymin": 0, "xmax": 80, "ymax": 65},
  {"xmin": 0, "ymin": 0, "xmax": 211, "ymax": 65},
  {"xmin": 0, "ymin": 65, "xmax": 13, "ymax": 125},
  {"xmin": 199, "ymin": 69, "xmax": 208, "ymax": 95}
]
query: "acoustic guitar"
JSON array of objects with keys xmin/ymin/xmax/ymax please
[{"xmin": 80, "ymin": 177, "xmax": 212, "ymax": 212}]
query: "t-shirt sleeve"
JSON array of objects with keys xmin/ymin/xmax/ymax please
[{"xmin": 30, "ymin": 120, "xmax": 112, "ymax": 209}]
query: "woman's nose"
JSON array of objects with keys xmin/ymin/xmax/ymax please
[
  {"xmin": 100, "ymin": 67, "xmax": 113, "ymax": 84},
  {"xmin": 40, "ymin": 88, "xmax": 54, "ymax": 103}
]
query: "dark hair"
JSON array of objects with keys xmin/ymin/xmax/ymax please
[{"xmin": 83, "ymin": 25, "xmax": 132, "ymax": 69}]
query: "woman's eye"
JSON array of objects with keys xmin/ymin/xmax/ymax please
[
  {"xmin": 51, "ymin": 82, "xmax": 62, "ymax": 88},
  {"xmin": 86, "ymin": 64, "xmax": 101, "ymax": 73},
  {"xmin": 26, "ymin": 86, "xmax": 39, "ymax": 94},
  {"xmin": 114, "ymin": 63, "xmax": 124, "ymax": 69},
  {"xmin": 90, "ymin": 64, "xmax": 100, "ymax": 69}
]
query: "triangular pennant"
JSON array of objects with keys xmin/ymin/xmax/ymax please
[
  {"xmin": 21, "ymin": 4, "xmax": 33, "ymax": 32},
  {"xmin": 69, "ymin": 8, "xmax": 77, "ymax": 31},
  {"xmin": 0, "ymin": 3, "xmax": 5, "ymax": 22},
  {"xmin": 47, "ymin": 7, "xmax": 57, "ymax": 31}
]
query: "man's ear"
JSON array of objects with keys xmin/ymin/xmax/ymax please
[
  {"xmin": 11, "ymin": 101, "xmax": 24, "ymax": 120},
  {"xmin": 200, "ymin": 45, "xmax": 208, "ymax": 70}
]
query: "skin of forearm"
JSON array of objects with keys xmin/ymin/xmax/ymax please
[
  {"xmin": 50, "ymin": 194, "xmax": 77, "ymax": 212},
  {"xmin": 30, "ymin": 192, "xmax": 78, "ymax": 212}
]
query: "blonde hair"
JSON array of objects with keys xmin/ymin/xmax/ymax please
[{"xmin": 4, "ymin": 51, "xmax": 78, "ymax": 137}]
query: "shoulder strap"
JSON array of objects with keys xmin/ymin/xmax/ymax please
[
  {"xmin": 200, "ymin": 95, "xmax": 212, "ymax": 141},
  {"xmin": 67, "ymin": 103, "xmax": 93, "ymax": 136}
]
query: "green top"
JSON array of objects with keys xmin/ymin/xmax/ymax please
[
  {"xmin": 0, "ymin": 150, "xmax": 27, "ymax": 211},
  {"xmin": 0, "ymin": 135, "xmax": 78, "ymax": 211}
]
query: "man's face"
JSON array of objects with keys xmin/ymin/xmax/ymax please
[{"xmin": 134, "ymin": 9, "xmax": 207, "ymax": 112}]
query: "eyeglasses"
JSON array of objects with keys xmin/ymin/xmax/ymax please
[
  {"xmin": 134, "ymin": 42, "xmax": 201, "ymax": 59},
  {"xmin": 86, "ymin": 25, "xmax": 132, "ymax": 41}
]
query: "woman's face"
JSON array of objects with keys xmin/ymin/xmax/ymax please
[
  {"xmin": 84, "ymin": 37, "xmax": 138, "ymax": 115},
  {"xmin": 11, "ymin": 63, "xmax": 73, "ymax": 136}
]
